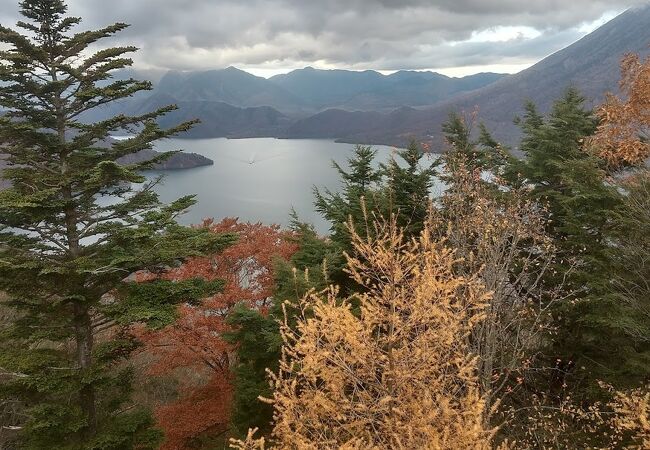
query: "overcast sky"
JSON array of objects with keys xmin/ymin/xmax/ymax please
[{"xmin": 1, "ymin": 0, "xmax": 648, "ymax": 77}]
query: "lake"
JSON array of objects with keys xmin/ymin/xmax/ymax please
[{"xmin": 147, "ymin": 138, "xmax": 443, "ymax": 234}]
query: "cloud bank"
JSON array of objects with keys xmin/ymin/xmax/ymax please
[{"xmin": 0, "ymin": 0, "xmax": 647, "ymax": 75}]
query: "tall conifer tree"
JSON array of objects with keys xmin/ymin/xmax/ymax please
[
  {"xmin": 314, "ymin": 145, "xmax": 384, "ymax": 244},
  {"xmin": 512, "ymin": 89, "xmax": 627, "ymax": 393},
  {"xmin": 0, "ymin": 1, "xmax": 234, "ymax": 448},
  {"xmin": 441, "ymin": 113, "xmax": 513, "ymax": 184},
  {"xmin": 515, "ymin": 89, "xmax": 619, "ymax": 290},
  {"xmin": 382, "ymin": 139, "xmax": 437, "ymax": 237}
]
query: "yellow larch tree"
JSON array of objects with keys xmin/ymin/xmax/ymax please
[
  {"xmin": 232, "ymin": 216, "xmax": 499, "ymax": 449},
  {"xmin": 610, "ymin": 385, "xmax": 650, "ymax": 450}
]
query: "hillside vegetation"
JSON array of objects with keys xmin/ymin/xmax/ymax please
[{"xmin": 0, "ymin": 1, "xmax": 649, "ymax": 449}]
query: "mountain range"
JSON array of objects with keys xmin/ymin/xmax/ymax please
[
  {"xmin": 325, "ymin": 3, "xmax": 650, "ymax": 147},
  {"xmin": 153, "ymin": 67, "xmax": 504, "ymax": 114},
  {"xmin": 83, "ymin": 3, "xmax": 650, "ymax": 149}
]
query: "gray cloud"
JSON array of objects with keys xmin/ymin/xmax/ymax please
[{"xmin": 0, "ymin": 0, "xmax": 648, "ymax": 74}]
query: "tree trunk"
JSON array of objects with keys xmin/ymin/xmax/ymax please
[
  {"xmin": 74, "ymin": 302, "xmax": 97, "ymax": 437},
  {"xmin": 52, "ymin": 69, "xmax": 98, "ymax": 438}
]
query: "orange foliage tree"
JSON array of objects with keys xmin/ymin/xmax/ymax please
[
  {"xmin": 136, "ymin": 218, "xmax": 298, "ymax": 449},
  {"xmin": 589, "ymin": 49, "xmax": 650, "ymax": 169}
]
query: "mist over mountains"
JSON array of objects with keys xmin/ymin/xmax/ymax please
[{"xmin": 94, "ymin": 4, "xmax": 650, "ymax": 149}]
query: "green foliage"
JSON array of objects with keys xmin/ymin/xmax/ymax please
[
  {"xmin": 382, "ymin": 139, "xmax": 438, "ymax": 236},
  {"xmin": 314, "ymin": 145, "xmax": 385, "ymax": 246},
  {"xmin": 225, "ymin": 304, "xmax": 279, "ymax": 437},
  {"xmin": 314, "ymin": 142, "xmax": 438, "ymax": 285},
  {"xmin": 314, "ymin": 145, "xmax": 388, "ymax": 293},
  {"xmin": 442, "ymin": 112, "xmax": 474, "ymax": 154},
  {"xmin": 107, "ymin": 278, "xmax": 226, "ymax": 330},
  {"xmin": 284, "ymin": 212, "xmax": 342, "ymax": 290},
  {"xmin": 513, "ymin": 89, "xmax": 617, "ymax": 284},
  {"xmin": 595, "ymin": 171, "xmax": 650, "ymax": 384},
  {"xmin": 0, "ymin": 1, "xmax": 234, "ymax": 447},
  {"xmin": 442, "ymin": 112, "xmax": 514, "ymax": 180},
  {"xmin": 508, "ymin": 89, "xmax": 648, "ymax": 395},
  {"xmin": 86, "ymin": 409, "xmax": 163, "ymax": 450}
]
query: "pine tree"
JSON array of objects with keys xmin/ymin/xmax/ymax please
[
  {"xmin": 382, "ymin": 139, "xmax": 437, "ymax": 237},
  {"xmin": 314, "ymin": 144, "xmax": 384, "ymax": 246},
  {"xmin": 512, "ymin": 89, "xmax": 627, "ymax": 392},
  {"xmin": 603, "ymin": 171, "xmax": 650, "ymax": 380},
  {"xmin": 514, "ymin": 101, "xmax": 544, "ymax": 146},
  {"xmin": 225, "ymin": 304, "xmax": 281, "ymax": 438},
  {"xmin": 442, "ymin": 113, "xmax": 513, "ymax": 180},
  {"xmin": 514, "ymin": 89, "xmax": 619, "ymax": 287},
  {"xmin": 442, "ymin": 112, "xmax": 474, "ymax": 155},
  {"xmin": 313, "ymin": 144, "xmax": 388, "ymax": 294},
  {"xmin": 0, "ymin": 1, "xmax": 234, "ymax": 448}
]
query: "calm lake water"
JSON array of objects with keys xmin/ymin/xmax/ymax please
[{"xmin": 147, "ymin": 138, "xmax": 443, "ymax": 234}]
